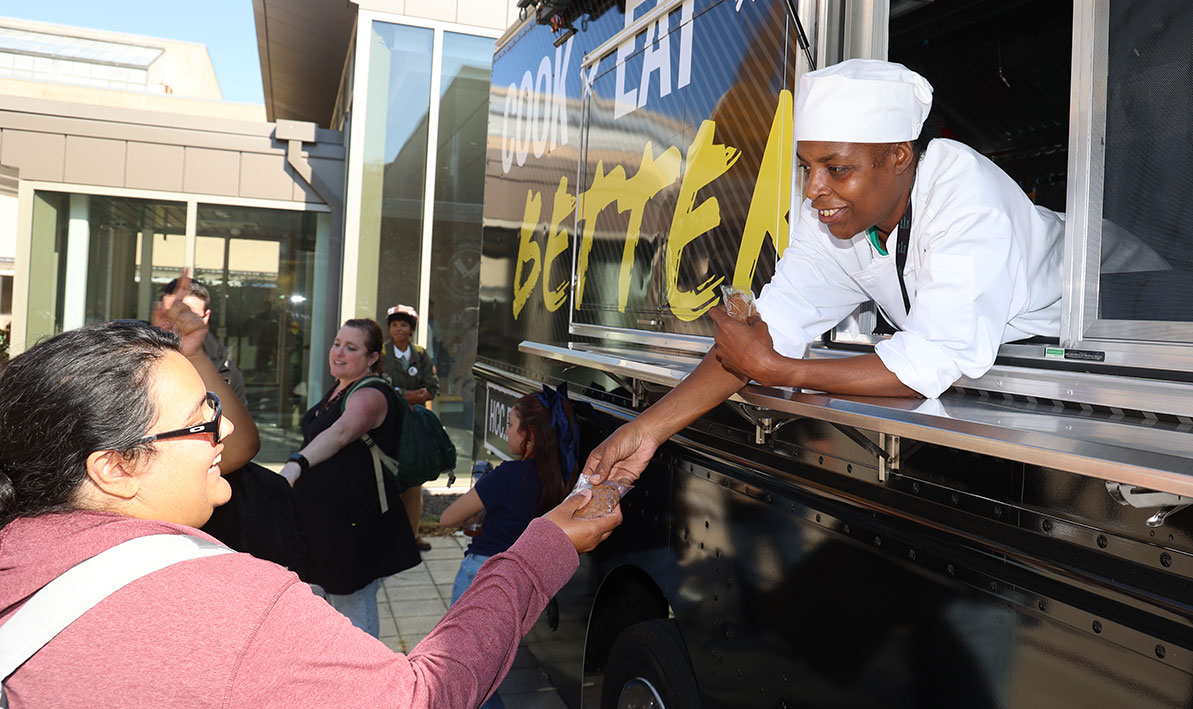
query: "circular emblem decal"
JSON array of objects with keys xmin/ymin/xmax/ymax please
[{"xmin": 408, "ymin": 365, "xmax": 419, "ymax": 376}]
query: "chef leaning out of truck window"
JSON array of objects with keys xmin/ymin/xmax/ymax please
[{"xmin": 585, "ymin": 58, "xmax": 1065, "ymax": 485}]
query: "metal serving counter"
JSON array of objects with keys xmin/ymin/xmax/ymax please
[{"xmin": 519, "ymin": 340, "xmax": 1193, "ymax": 499}]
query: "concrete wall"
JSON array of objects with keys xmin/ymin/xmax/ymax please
[
  {"xmin": 0, "ymin": 78, "xmax": 266, "ymax": 122},
  {"xmin": 144, "ymin": 37, "xmax": 224, "ymax": 100},
  {"xmin": 0, "ymin": 94, "xmax": 342, "ymax": 202},
  {"xmin": 0, "ymin": 94, "xmax": 344, "ymax": 350},
  {"xmin": 355, "ymin": 0, "xmax": 525, "ymax": 31}
]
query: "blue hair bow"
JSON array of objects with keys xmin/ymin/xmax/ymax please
[{"xmin": 537, "ymin": 383, "xmax": 579, "ymax": 482}]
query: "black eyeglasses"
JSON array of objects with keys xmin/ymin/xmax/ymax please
[{"xmin": 136, "ymin": 391, "xmax": 222, "ymax": 445}]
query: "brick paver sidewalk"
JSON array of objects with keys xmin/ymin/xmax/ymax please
[{"xmin": 378, "ymin": 533, "xmax": 567, "ymax": 708}]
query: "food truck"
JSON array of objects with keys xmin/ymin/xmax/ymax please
[{"xmin": 476, "ymin": 0, "xmax": 1193, "ymax": 706}]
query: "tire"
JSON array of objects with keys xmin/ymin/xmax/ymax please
[{"xmin": 600, "ymin": 619, "xmax": 703, "ymax": 709}]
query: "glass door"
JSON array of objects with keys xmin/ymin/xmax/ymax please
[
  {"xmin": 195, "ymin": 205, "xmax": 319, "ymax": 462},
  {"xmin": 26, "ymin": 191, "xmax": 187, "ymax": 344}
]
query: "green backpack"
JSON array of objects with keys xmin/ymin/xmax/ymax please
[{"xmin": 341, "ymin": 376, "xmax": 457, "ymax": 493}]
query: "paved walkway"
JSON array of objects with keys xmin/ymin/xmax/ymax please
[{"xmin": 376, "ymin": 533, "xmax": 567, "ymax": 708}]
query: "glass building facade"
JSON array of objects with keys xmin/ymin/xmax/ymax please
[
  {"xmin": 26, "ymin": 192, "xmax": 330, "ymax": 459},
  {"xmin": 348, "ymin": 16, "xmax": 498, "ymax": 477},
  {"xmin": 7, "ymin": 8, "xmax": 503, "ymax": 476}
]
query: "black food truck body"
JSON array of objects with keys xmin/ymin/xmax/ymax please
[{"xmin": 475, "ymin": 1, "xmax": 1193, "ymax": 706}]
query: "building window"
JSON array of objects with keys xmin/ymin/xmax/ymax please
[
  {"xmin": 25, "ymin": 191, "xmax": 323, "ymax": 461},
  {"xmin": 195, "ymin": 205, "xmax": 320, "ymax": 458},
  {"xmin": 0, "ymin": 26, "xmax": 160, "ymax": 92},
  {"xmin": 26, "ymin": 192, "xmax": 186, "ymax": 339},
  {"xmin": 357, "ymin": 21, "xmax": 434, "ymax": 320},
  {"xmin": 429, "ymin": 31, "xmax": 495, "ymax": 466},
  {"xmin": 350, "ymin": 19, "xmax": 496, "ymax": 478}
]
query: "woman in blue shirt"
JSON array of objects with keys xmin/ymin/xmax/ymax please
[{"xmin": 440, "ymin": 386, "xmax": 579, "ymax": 707}]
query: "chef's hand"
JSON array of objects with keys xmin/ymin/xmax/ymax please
[
  {"xmin": 708, "ymin": 306, "xmax": 787, "ymax": 386},
  {"xmin": 152, "ymin": 268, "xmax": 208, "ymax": 358},
  {"xmin": 582, "ymin": 421, "xmax": 659, "ymax": 486}
]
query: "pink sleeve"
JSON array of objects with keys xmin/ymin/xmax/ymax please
[{"xmin": 229, "ymin": 517, "xmax": 579, "ymax": 707}]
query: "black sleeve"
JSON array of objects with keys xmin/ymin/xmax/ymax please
[{"xmin": 205, "ymin": 331, "xmax": 249, "ymax": 407}]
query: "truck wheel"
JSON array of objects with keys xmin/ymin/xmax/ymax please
[{"xmin": 601, "ymin": 619, "xmax": 702, "ymax": 709}]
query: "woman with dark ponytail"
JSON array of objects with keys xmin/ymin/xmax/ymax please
[
  {"xmin": 443, "ymin": 386, "xmax": 582, "ymax": 706},
  {"xmin": 441, "ymin": 385, "xmax": 578, "ymax": 533},
  {"xmin": 441, "ymin": 384, "xmax": 579, "ymax": 545},
  {"xmin": 439, "ymin": 384, "xmax": 581, "ymax": 707}
]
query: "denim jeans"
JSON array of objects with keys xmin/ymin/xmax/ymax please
[
  {"xmin": 310, "ymin": 577, "xmax": 382, "ymax": 638},
  {"xmin": 450, "ymin": 552, "xmax": 491, "ymax": 606},
  {"xmin": 450, "ymin": 553, "xmax": 505, "ymax": 709}
]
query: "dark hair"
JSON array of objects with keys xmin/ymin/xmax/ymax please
[
  {"xmin": 868, "ymin": 108, "xmax": 943, "ymax": 167},
  {"xmin": 913, "ymin": 107, "xmax": 943, "ymax": 159},
  {"xmin": 161, "ymin": 278, "xmax": 210, "ymax": 309},
  {"xmin": 343, "ymin": 318, "xmax": 385, "ymax": 374},
  {"xmin": 512, "ymin": 392, "xmax": 577, "ymax": 514},
  {"xmin": 0, "ymin": 320, "xmax": 180, "ymax": 528},
  {"xmin": 386, "ymin": 312, "xmax": 417, "ymax": 330}
]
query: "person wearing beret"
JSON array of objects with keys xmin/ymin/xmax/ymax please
[{"xmin": 384, "ymin": 304, "xmax": 439, "ymax": 552}]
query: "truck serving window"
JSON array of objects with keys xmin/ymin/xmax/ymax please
[
  {"xmin": 829, "ymin": 0, "xmax": 1072, "ymax": 348},
  {"xmin": 830, "ymin": 1, "xmax": 1193, "ymax": 378},
  {"xmin": 889, "ymin": 1, "xmax": 1071, "ymax": 214},
  {"xmin": 1077, "ymin": 3, "xmax": 1193, "ymax": 340}
]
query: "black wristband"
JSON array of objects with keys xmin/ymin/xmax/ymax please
[{"xmin": 287, "ymin": 453, "xmax": 309, "ymax": 472}]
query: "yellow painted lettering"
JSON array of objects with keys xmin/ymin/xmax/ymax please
[
  {"xmin": 512, "ymin": 190, "xmax": 542, "ymax": 319},
  {"xmin": 733, "ymin": 89, "xmax": 793, "ymax": 290},
  {"xmin": 542, "ymin": 177, "xmax": 575, "ymax": 312},
  {"xmin": 574, "ymin": 160, "xmax": 627, "ymax": 309},
  {"xmin": 614, "ymin": 143, "xmax": 682, "ymax": 311},
  {"xmin": 667, "ymin": 120, "xmax": 739, "ymax": 321}
]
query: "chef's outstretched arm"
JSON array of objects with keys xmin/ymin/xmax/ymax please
[
  {"xmin": 585, "ymin": 307, "xmax": 919, "ymax": 485},
  {"xmin": 745, "ymin": 350, "xmax": 919, "ymax": 397},
  {"xmin": 710, "ymin": 307, "xmax": 919, "ymax": 397},
  {"xmin": 584, "ymin": 345, "xmax": 746, "ymax": 485}
]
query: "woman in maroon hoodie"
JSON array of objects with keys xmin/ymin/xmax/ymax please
[{"xmin": 0, "ymin": 319, "xmax": 621, "ymax": 707}]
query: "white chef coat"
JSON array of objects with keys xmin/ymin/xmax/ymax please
[{"xmin": 754, "ymin": 138, "xmax": 1064, "ymax": 398}]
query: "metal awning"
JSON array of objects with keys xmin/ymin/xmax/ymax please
[{"xmin": 252, "ymin": 0, "xmax": 357, "ymax": 127}]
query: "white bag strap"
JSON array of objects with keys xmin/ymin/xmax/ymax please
[
  {"xmin": 342, "ymin": 377, "xmax": 399, "ymax": 515},
  {"xmin": 0, "ymin": 534, "xmax": 232, "ymax": 705},
  {"xmin": 361, "ymin": 432, "xmax": 399, "ymax": 514}
]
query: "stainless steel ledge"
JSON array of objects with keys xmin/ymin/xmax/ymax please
[{"xmin": 519, "ymin": 340, "xmax": 1193, "ymax": 498}]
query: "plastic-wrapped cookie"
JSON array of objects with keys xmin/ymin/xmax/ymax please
[
  {"xmin": 720, "ymin": 285, "xmax": 758, "ymax": 322},
  {"xmin": 570, "ymin": 475, "xmax": 633, "ymax": 520}
]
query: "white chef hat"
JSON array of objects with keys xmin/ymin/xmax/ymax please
[{"xmin": 795, "ymin": 59, "xmax": 933, "ymax": 143}]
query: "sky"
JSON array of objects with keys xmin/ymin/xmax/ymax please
[{"xmin": 0, "ymin": 0, "xmax": 265, "ymax": 105}]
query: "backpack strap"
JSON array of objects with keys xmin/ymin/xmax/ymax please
[
  {"xmin": 340, "ymin": 375, "xmax": 402, "ymax": 513},
  {"xmin": 0, "ymin": 534, "xmax": 232, "ymax": 706},
  {"xmin": 338, "ymin": 375, "xmax": 393, "ymax": 415},
  {"xmin": 361, "ymin": 432, "xmax": 401, "ymax": 511}
]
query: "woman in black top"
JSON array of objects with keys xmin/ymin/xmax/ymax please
[{"xmin": 279, "ymin": 318, "xmax": 419, "ymax": 636}]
